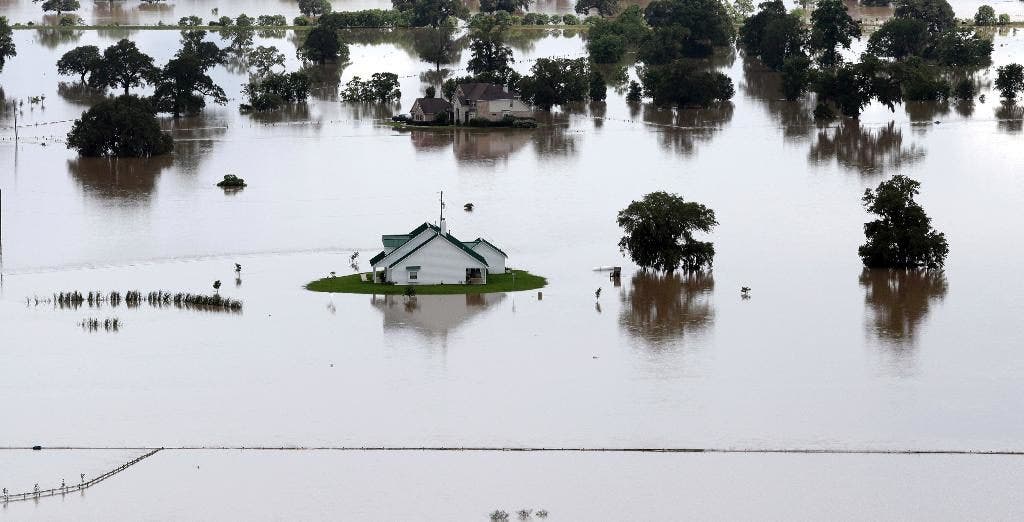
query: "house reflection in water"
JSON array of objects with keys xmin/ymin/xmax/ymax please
[
  {"xmin": 453, "ymin": 129, "xmax": 532, "ymax": 162},
  {"xmin": 619, "ymin": 271, "xmax": 715, "ymax": 347},
  {"xmin": 370, "ymin": 293, "xmax": 507, "ymax": 339}
]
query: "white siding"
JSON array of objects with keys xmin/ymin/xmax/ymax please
[
  {"xmin": 471, "ymin": 242, "xmax": 506, "ymax": 273},
  {"xmin": 390, "ymin": 236, "xmax": 487, "ymax": 285}
]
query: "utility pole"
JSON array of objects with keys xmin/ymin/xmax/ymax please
[{"xmin": 439, "ymin": 190, "xmax": 445, "ymax": 223}]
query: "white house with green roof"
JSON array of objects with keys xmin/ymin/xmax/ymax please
[{"xmin": 368, "ymin": 219, "xmax": 508, "ymax": 285}]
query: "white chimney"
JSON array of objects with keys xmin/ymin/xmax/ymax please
[{"xmin": 439, "ymin": 219, "xmax": 448, "ymax": 235}]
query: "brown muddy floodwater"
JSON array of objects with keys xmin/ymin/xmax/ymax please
[{"xmin": 1, "ymin": 16, "xmax": 1024, "ymax": 520}]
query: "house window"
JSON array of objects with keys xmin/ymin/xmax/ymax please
[{"xmin": 409, "ymin": 271, "xmax": 418, "ymax": 280}]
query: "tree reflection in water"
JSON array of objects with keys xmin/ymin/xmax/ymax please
[
  {"xmin": 859, "ymin": 268, "xmax": 948, "ymax": 347},
  {"xmin": 641, "ymin": 102, "xmax": 734, "ymax": 157},
  {"xmin": 995, "ymin": 101, "xmax": 1023, "ymax": 134},
  {"xmin": 740, "ymin": 58, "xmax": 815, "ymax": 142},
  {"xmin": 67, "ymin": 155, "xmax": 175, "ymax": 203},
  {"xmin": 808, "ymin": 120, "xmax": 924, "ymax": 175},
  {"xmin": 33, "ymin": 28, "xmax": 83, "ymax": 49},
  {"xmin": 619, "ymin": 271, "xmax": 714, "ymax": 346}
]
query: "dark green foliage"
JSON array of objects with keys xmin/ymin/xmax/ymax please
[
  {"xmin": 90, "ymin": 39, "xmax": 159, "ymax": 96},
  {"xmin": 247, "ymin": 45, "xmax": 286, "ymax": 76},
  {"xmin": 973, "ymin": 5, "xmax": 995, "ymax": 26},
  {"xmin": 0, "ymin": 17, "xmax": 14, "ymax": 73},
  {"xmin": 217, "ymin": 174, "xmax": 247, "ymax": 187},
  {"xmin": 995, "ymin": 63, "xmax": 1024, "ymax": 100},
  {"xmin": 67, "ymin": 95, "xmax": 173, "ymax": 157},
  {"xmin": 340, "ymin": 72, "xmax": 401, "ymax": 102},
  {"xmin": 859, "ymin": 0, "xmax": 890, "ymax": 5},
  {"xmin": 36, "ymin": 0, "xmax": 80, "ymax": 15},
  {"xmin": 927, "ymin": 28, "xmax": 992, "ymax": 67},
  {"xmin": 178, "ymin": 15, "xmax": 203, "ymax": 26},
  {"xmin": 589, "ymin": 72, "xmax": 607, "ymax": 101},
  {"xmin": 812, "ymin": 101, "xmax": 835, "ymax": 120},
  {"xmin": 57, "ymin": 45, "xmax": 100, "ymax": 82},
  {"xmin": 575, "ymin": 0, "xmax": 620, "ymax": 16},
  {"xmin": 586, "ymin": 6, "xmax": 648, "ymax": 63},
  {"xmin": 521, "ymin": 13, "xmax": 551, "ymax": 25},
  {"xmin": 413, "ymin": 27, "xmax": 460, "ymax": 67},
  {"xmin": 299, "ymin": 26, "xmax": 349, "ymax": 64},
  {"xmin": 220, "ymin": 14, "xmax": 257, "ymax": 54},
  {"xmin": 480, "ymin": 0, "xmax": 531, "ymax": 13},
  {"xmin": 639, "ymin": 0, "xmax": 734, "ymax": 62},
  {"xmin": 257, "ymin": 14, "xmax": 289, "ymax": 26},
  {"xmin": 626, "ymin": 79, "xmax": 642, "ymax": 102},
  {"xmin": 617, "ymin": 191, "xmax": 718, "ymax": 272},
  {"xmin": 739, "ymin": 0, "xmax": 807, "ymax": 70},
  {"xmin": 517, "ymin": 57, "xmax": 591, "ymax": 109},
  {"xmin": 811, "ymin": 57, "xmax": 902, "ymax": 117},
  {"xmin": 152, "ymin": 45, "xmax": 228, "ymax": 117},
  {"xmin": 587, "ymin": 34, "xmax": 626, "ymax": 63},
  {"xmin": 318, "ymin": 9, "xmax": 411, "ymax": 28},
  {"xmin": 859, "ymin": 175, "xmax": 948, "ymax": 269},
  {"xmin": 467, "ymin": 14, "xmax": 516, "ymax": 82},
  {"xmin": 392, "ymin": 0, "xmax": 469, "ymax": 27},
  {"xmin": 641, "ymin": 61, "xmax": 734, "ymax": 107},
  {"xmin": 242, "ymin": 71, "xmax": 311, "ymax": 111},
  {"xmin": 890, "ymin": 58, "xmax": 950, "ymax": 101},
  {"xmin": 781, "ymin": 55, "xmax": 811, "ymax": 100},
  {"xmin": 809, "ymin": 0, "xmax": 860, "ymax": 67},
  {"xmin": 894, "ymin": 0, "xmax": 954, "ymax": 35},
  {"xmin": 563, "ymin": 14, "xmax": 580, "ymax": 24},
  {"xmin": 952, "ymin": 77, "xmax": 975, "ymax": 100},
  {"xmin": 298, "ymin": 0, "xmax": 333, "ymax": 18},
  {"xmin": 866, "ymin": 18, "xmax": 928, "ymax": 60}
]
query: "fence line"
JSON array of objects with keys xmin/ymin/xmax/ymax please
[{"xmin": 1, "ymin": 449, "xmax": 160, "ymax": 504}]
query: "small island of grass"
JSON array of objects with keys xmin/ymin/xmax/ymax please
[{"xmin": 306, "ymin": 270, "xmax": 546, "ymax": 295}]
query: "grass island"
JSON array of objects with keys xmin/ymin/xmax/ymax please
[{"xmin": 306, "ymin": 270, "xmax": 546, "ymax": 295}]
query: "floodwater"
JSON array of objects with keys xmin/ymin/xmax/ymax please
[{"xmin": 1, "ymin": 12, "xmax": 1024, "ymax": 520}]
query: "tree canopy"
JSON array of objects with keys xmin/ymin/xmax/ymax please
[
  {"xmin": 641, "ymin": 61, "xmax": 734, "ymax": 107},
  {"xmin": 241, "ymin": 71, "xmax": 311, "ymax": 111},
  {"xmin": 517, "ymin": 57, "xmax": 592, "ymax": 109},
  {"xmin": 586, "ymin": 5, "xmax": 648, "ymax": 64},
  {"xmin": 859, "ymin": 175, "xmax": 948, "ymax": 269},
  {"xmin": 67, "ymin": 95, "xmax": 173, "ymax": 157},
  {"xmin": 617, "ymin": 191, "xmax": 718, "ymax": 272},
  {"xmin": 466, "ymin": 13, "xmax": 516, "ymax": 84},
  {"xmin": 0, "ymin": 17, "xmax": 15, "ymax": 74},
  {"xmin": 639, "ymin": 0, "xmax": 734, "ymax": 62},
  {"xmin": 298, "ymin": 0, "xmax": 333, "ymax": 17},
  {"xmin": 340, "ymin": 72, "xmax": 401, "ymax": 102},
  {"xmin": 894, "ymin": 0, "xmax": 954, "ymax": 35},
  {"xmin": 809, "ymin": 0, "xmax": 860, "ymax": 67},
  {"xmin": 995, "ymin": 63, "xmax": 1024, "ymax": 100},
  {"xmin": 152, "ymin": 46, "xmax": 227, "ymax": 117},
  {"xmin": 392, "ymin": 0, "xmax": 469, "ymax": 27},
  {"xmin": 811, "ymin": 56, "xmax": 902, "ymax": 117},
  {"xmin": 90, "ymin": 39, "xmax": 159, "ymax": 96},
  {"xmin": 299, "ymin": 26, "xmax": 349, "ymax": 64},
  {"xmin": 480, "ymin": 0, "xmax": 532, "ymax": 13},
  {"xmin": 575, "ymin": 0, "xmax": 619, "ymax": 16},
  {"xmin": 866, "ymin": 18, "xmax": 928, "ymax": 61},
  {"xmin": 36, "ymin": 0, "xmax": 80, "ymax": 15},
  {"xmin": 739, "ymin": 0, "xmax": 808, "ymax": 70}
]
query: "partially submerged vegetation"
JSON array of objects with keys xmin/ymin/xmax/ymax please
[
  {"xmin": 306, "ymin": 270, "xmax": 546, "ymax": 294},
  {"xmin": 32, "ymin": 290, "xmax": 243, "ymax": 312}
]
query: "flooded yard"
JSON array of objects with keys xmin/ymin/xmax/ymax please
[{"xmin": 1, "ymin": 7, "xmax": 1024, "ymax": 519}]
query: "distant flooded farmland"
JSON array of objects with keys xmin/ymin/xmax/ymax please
[{"xmin": 1, "ymin": 4, "xmax": 1024, "ymax": 517}]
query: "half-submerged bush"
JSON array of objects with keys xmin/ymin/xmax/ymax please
[
  {"xmin": 67, "ymin": 95, "xmax": 173, "ymax": 157},
  {"xmin": 216, "ymin": 174, "xmax": 246, "ymax": 187}
]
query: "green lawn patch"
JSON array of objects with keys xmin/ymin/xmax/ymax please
[{"xmin": 306, "ymin": 270, "xmax": 546, "ymax": 295}]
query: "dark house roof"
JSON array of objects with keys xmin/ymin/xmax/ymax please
[
  {"xmin": 469, "ymin": 238, "xmax": 508, "ymax": 258},
  {"xmin": 371, "ymin": 222, "xmax": 489, "ymax": 268},
  {"xmin": 412, "ymin": 97, "xmax": 452, "ymax": 114},
  {"xmin": 456, "ymin": 83, "xmax": 519, "ymax": 104}
]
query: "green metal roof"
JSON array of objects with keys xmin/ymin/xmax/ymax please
[
  {"xmin": 470, "ymin": 238, "xmax": 508, "ymax": 258},
  {"xmin": 386, "ymin": 232, "xmax": 488, "ymax": 269},
  {"xmin": 369, "ymin": 250, "xmax": 387, "ymax": 265},
  {"xmin": 382, "ymin": 235, "xmax": 411, "ymax": 249}
]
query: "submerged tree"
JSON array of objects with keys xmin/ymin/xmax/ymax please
[
  {"xmin": 808, "ymin": 0, "xmax": 860, "ymax": 67},
  {"xmin": 859, "ymin": 175, "xmax": 948, "ymax": 269},
  {"xmin": 152, "ymin": 51, "xmax": 228, "ymax": 117},
  {"xmin": 392, "ymin": 0, "xmax": 469, "ymax": 27},
  {"xmin": 466, "ymin": 13, "xmax": 516, "ymax": 84},
  {"xmin": 0, "ymin": 16, "xmax": 15, "ymax": 74},
  {"xmin": 575, "ymin": 0, "xmax": 619, "ymax": 16},
  {"xmin": 517, "ymin": 57, "xmax": 591, "ymax": 109},
  {"xmin": 299, "ymin": 0, "xmax": 333, "ymax": 18},
  {"xmin": 738, "ymin": 0, "xmax": 807, "ymax": 70},
  {"xmin": 35, "ymin": 0, "xmax": 80, "ymax": 15},
  {"xmin": 340, "ymin": 72, "xmax": 401, "ymax": 102},
  {"xmin": 995, "ymin": 63, "xmax": 1024, "ymax": 101},
  {"xmin": 299, "ymin": 26, "xmax": 349, "ymax": 64},
  {"xmin": 67, "ymin": 95, "xmax": 174, "ymax": 157},
  {"xmin": 90, "ymin": 39, "xmax": 159, "ymax": 96},
  {"xmin": 617, "ymin": 191, "xmax": 718, "ymax": 272},
  {"xmin": 248, "ymin": 45, "xmax": 286, "ymax": 77},
  {"xmin": 641, "ymin": 61, "xmax": 734, "ymax": 107},
  {"xmin": 480, "ymin": 0, "xmax": 532, "ymax": 13},
  {"xmin": 241, "ymin": 71, "xmax": 311, "ymax": 111},
  {"xmin": 57, "ymin": 45, "xmax": 101, "ymax": 83}
]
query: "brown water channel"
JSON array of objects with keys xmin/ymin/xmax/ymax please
[{"xmin": 0, "ymin": 26, "xmax": 1023, "ymax": 455}]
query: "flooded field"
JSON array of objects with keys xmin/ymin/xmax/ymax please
[{"xmin": 1, "ymin": 6, "xmax": 1024, "ymax": 518}]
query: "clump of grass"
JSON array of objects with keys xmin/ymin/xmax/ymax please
[
  {"xmin": 490, "ymin": 510, "xmax": 510, "ymax": 521},
  {"xmin": 31, "ymin": 289, "xmax": 242, "ymax": 312},
  {"xmin": 79, "ymin": 317, "xmax": 120, "ymax": 332},
  {"xmin": 517, "ymin": 509, "xmax": 533, "ymax": 519},
  {"xmin": 536, "ymin": 510, "xmax": 548, "ymax": 518}
]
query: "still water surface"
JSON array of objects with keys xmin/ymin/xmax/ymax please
[{"xmin": 0, "ymin": 16, "xmax": 1023, "ymax": 499}]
